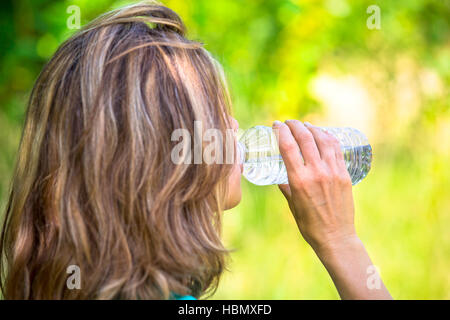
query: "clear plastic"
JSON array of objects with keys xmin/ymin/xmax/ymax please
[{"xmin": 237, "ymin": 125, "xmax": 372, "ymax": 186}]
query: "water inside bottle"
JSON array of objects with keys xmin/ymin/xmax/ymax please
[
  {"xmin": 238, "ymin": 126, "xmax": 372, "ymax": 186},
  {"xmin": 241, "ymin": 144, "xmax": 371, "ymax": 186}
]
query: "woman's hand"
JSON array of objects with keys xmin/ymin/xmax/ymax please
[
  {"xmin": 273, "ymin": 120, "xmax": 392, "ymax": 300},
  {"xmin": 273, "ymin": 120, "xmax": 357, "ymax": 254}
]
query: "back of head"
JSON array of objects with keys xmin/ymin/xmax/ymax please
[{"xmin": 0, "ymin": 1, "xmax": 233, "ymax": 299}]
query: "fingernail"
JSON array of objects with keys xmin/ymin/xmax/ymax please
[
  {"xmin": 304, "ymin": 122, "xmax": 313, "ymax": 127},
  {"xmin": 273, "ymin": 120, "xmax": 282, "ymax": 127}
]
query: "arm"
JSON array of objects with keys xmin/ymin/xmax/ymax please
[
  {"xmin": 315, "ymin": 235, "xmax": 391, "ymax": 299},
  {"xmin": 273, "ymin": 120, "xmax": 392, "ymax": 300}
]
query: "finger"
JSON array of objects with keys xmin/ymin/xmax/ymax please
[
  {"xmin": 304, "ymin": 123, "xmax": 336, "ymax": 165},
  {"xmin": 285, "ymin": 120, "xmax": 321, "ymax": 166},
  {"xmin": 329, "ymin": 133, "xmax": 347, "ymax": 171},
  {"xmin": 278, "ymin": 184, "xmax": 292, "ymax": 200},
  {"xmin": 273, "ymin": 121, "xmax": 305, "ymax": 178}
]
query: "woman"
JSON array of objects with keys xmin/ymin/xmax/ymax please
[{"xmin": 0, "ymin": 2, "xmax": 391, "ymax": 299}]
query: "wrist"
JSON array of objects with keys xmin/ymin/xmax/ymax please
[{"xmin": 313, "ymin": 234, "xmax": 364, "ymax": 264}]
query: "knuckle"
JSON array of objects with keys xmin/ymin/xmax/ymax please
[
  {"xmin": 314, "ymin": 131, "xmax": 334, "ymax": 148},
  {"xmin": 289, "ymin": 175, "xmax": 305, "ymax": 191},
  {"xmin": 300, "ymin": 129, "xmax": 314, "ymax": 140},
  {"xmin": 327, "ymin": 134, "xmax": 338, "ymax": 144},
  {"xmin": 338, "ymin": 172, "xmax": 352, "ymax": 186},
  {"xmin": 331, "ymin": 136, "xmax": 340, "ymax": 146},
  {"xmin": 321, "ymin": 136, "xmax": 334, "ymax": 148},
  {"xmin": 322, "ymin": 132, "xmax": 339, "ymax": 146},
  {"xmin": 282, "ymin": 141, "xmax": 298, "ymax": 154},
  {"xmin": 302, "ymin": 139, "xmax": 318, "ymax": 155},
  {"xmin": 289, "ymin": 164, "xmax": 303, "ymax": 178},
  {"xmin": 326, "ymin": 133, "xmax": 340, "ymax": 145},
  {"xmin": 289, "ymin": 178, "xmax": 303, "ymax": 191},
  {"xmin": 310, "ymin": 130, "xmax": 323, "ymax": 141},
  {"xmin": 326, "ymin": 133, "xmax": 339, "ymax": 144},
  {"xmin": 329, "ymin": 170, "xmax": 340, "ymax": 180},
  {"xmin": 295, "ymin": 132, "xmax": 312, "ymax": 147},
  {"xmin": 312, "ymin": 167, "xmax": 330, "ymax": 184}
]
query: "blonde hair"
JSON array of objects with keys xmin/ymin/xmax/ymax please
[{"xmin": 0, "ymin": 2, "xmax": 234, "ymax": 299}]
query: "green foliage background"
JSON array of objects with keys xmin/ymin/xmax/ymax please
[{"xmin": 0, "ymin": 0, "xmax": 449, "ymax": 299}]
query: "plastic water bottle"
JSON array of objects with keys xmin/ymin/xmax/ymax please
[{"xmin": 237, "ymin": 125, "xmax": 372, "ymax": 186}]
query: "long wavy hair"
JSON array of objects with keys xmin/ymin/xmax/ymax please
[{"xmin": 0, "ymin": 2, "xmax": 234, "ymax": 299}]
